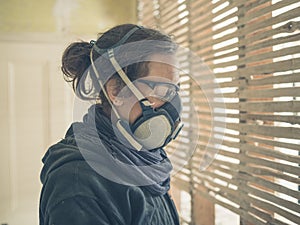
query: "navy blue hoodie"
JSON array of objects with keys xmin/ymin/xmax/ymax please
[{"xmin": 39, "ymin": 105, "xmax": 180, "ymax": 225}]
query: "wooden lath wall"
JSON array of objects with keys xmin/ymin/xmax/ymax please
[{"xmin": 138, "ymin": 0, "xmax": 300, "ymax": 224}]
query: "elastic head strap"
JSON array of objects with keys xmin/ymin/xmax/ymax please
[
  {"xmin": 89, "ymin": 51, "xmax": 120, "ymax": 119},
  {"xmin": 90, "ymin": 50, "xmax": 143, "ymax": 151},
  {"xmin": 92, "ymin": 26, "xmax": 142, "ymax": 56},
  {"xmin": 107, "ymin": 49, "xmax": 152, "ymax": 107}
]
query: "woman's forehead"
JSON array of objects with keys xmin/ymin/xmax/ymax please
[
  {"xmin": 146, "ymin": 54, "xmax": 180, "ymax": 83},
  {"xmin": 147, "ymin": 53, "xmax": 179, "ymax": 66}
]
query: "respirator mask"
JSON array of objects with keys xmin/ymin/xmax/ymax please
[
  {"xmin": 129, "ymin": 79, "xmax": 183, "ymax": 150},
  {"xmin": 90, "ymin": 26, "xmax": 183, "ymax": 151}
]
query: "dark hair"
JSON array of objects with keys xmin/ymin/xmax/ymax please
[{"xmin": 61, "ymin": 23, "xmax": 177, "ymax": 106}]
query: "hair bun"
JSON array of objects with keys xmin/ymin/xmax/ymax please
[{"xmin": 61, "ymin": 41, "xmax": 92, "ymax": 92}]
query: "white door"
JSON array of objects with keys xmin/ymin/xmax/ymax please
[{"xmin": 0, "ymin": 34, "xmax": 74, "ymax": 225}]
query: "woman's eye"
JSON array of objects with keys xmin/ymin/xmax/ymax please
[
  {"xmin": 154, "ymin": 86, "xmax": 168, "ymax": 96},
  {"xmin": 166, "ymin": 89, "xmax": 176, "ymax": 97}
]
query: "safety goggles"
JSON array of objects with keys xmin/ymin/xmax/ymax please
[{"xmin": 135, "ymin": 79, "xmax": 180, "ymax": 102}]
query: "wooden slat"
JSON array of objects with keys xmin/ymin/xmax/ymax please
[
  {"xmin": 214, "ymin": 58, "xmax": 300, "ymax": 78},
  {"xmin": 239, "ymin": 155, "xmax": 300, "ymax": 179},
  {"xmin": 192, "ymin": 171, "xmax": 288, "ymax": 225},
  {"xmin": 244, "ymin": 143, "xmax": 300, "ymax": 165},
  {"xmin": 237, "ymin": 164, "xmax": 300, "ymax": 184},
  {"xmin": 194, "ymin": 164, "xmax": 300, "ymax": 215},
  {"xmin": 244, "ymin": 135, "xmax": 300, "ymax": 151},
  {"xmin": 242, "ymin": 113, "xmax": 300, "ymax": 124},
  {"xmin": 248, "ymin": 73, "xmax": 300, "ymax": 86},
  {"xmin": 193, "ymin": 165, "xmax": 300, "ymax": 223},
  {"xmin": 240, "ymin": 124, "xmax": 300, "ymax": 139},
  {"xmin": 160, "ymin": 0, "xmax": 185, "ymax": 18},
  {"xmin": 206, "ymin": 147, "xmax": 300, "ymax": 179},
  {"xmin": 202, "ymin": 6, "xmax": 300, "ymax": 50},
  {"xmin": 244, "ymin": 0, "xmax": 299, "ymax": 27},
  {"xmin": 165, "ymin": 25, "xmax": 189, "ymax": 36},
  {"xmin": 237, "ymin": 171, "xmax": 300, "ymax": 202},
  {"xmin": 239, "ymin": 101, "xmax": 300, "ymax": 113},
  {"xmin": 244, "ymin": 6, "xmax": 300, "ymax": 34},
  {"xmin": 213, "ymin": 46, "xmax": 300, "ymax": 68},
  {"xmin": 190, "ymin": 0, "xmax": 280, "ymax": 40},
  {"xmin": 197, "ymin": 20, "xmax": 300, "ymax": 59},
  {"xmin": 161, "ymin": 20, "xmax": 189, "ymax": 35},
  {"xmin": 195, "ymin": 121, "xmax": 300, "ymax": 141},
  {"xmin": 204, "ymin": 33, "xmax": 300, "ymax": 63},
  {"xmin": 197, "ymin": 154, "xmax": 299, "ymax": 186},
  {"xmin": 247, "ymin": 194, "xmax": 300, "ymax": 225}
]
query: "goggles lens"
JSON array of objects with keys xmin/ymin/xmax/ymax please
[{"xmin": 136, "ymin": 79, "xmax": 180, "ymax": 102}]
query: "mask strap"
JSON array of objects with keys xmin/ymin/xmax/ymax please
[
  {"xmin": 90, "ymin": 50, "xmax": 143, "ymax": 151},
  {"xmin": 89, "ymin": 51, "xmax": 120, "ymax": 118},
  {"xmin": 92, "ymin": 26, "xmax": 142, "ymax": 56},
  {"xmin": 107, "ymin": 49, "xmax": 153, "ymax": 107}
]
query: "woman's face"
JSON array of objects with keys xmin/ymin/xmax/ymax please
[{"xmin": 109, "ymin": 53, "xmax": 180, "ymax": 124}]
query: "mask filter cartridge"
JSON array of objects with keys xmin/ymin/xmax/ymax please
[
  {"xmin": 133, "ymin": 114, "xmax": 172, "ymax": 149},
  {"xmin": 131, "ymin": 94, "xmax": 183, "ymax": 150}
]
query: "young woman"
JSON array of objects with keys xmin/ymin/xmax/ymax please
[{"xmin": 39, "ymin": 24, "xmax": 182, "ymax": 225}]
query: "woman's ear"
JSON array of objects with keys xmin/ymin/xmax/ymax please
[
  {"xmin": 112, "ymin": 97, "xmax": 124, "ymax": 106},
  {"xmin": 106, "ymin": 79, "xmax": 124, "ymax": 106}
]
